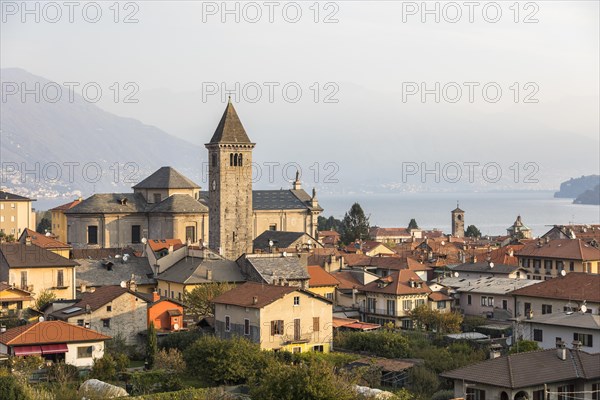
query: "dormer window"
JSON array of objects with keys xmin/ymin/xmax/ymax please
[{"xmin": 119, "ymin": 198, "xmax": 128, "ymax": 205}]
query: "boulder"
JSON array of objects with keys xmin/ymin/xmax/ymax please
[{"xmin": 78, "ymin": 379, "xmax": 129, "ymax": 399}]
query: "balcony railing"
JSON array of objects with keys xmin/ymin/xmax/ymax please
[
  {"xmin": 359, "ymin": 306, "xmax": 398, "ymax": 317},
  {"xmin": 281, "ymin": 334, "xmax": 312, "ymax": 345}
]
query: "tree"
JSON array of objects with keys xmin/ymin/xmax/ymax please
[
  {"xmin": 408, "ymin": 218, "xmax": 419, "ymax": 230},
  {"xmin": 153, "ymin": 348, "xmax": 186, "ymax": 374},
  {"xmin": 183, "ymin": 282, "xmax": 235, "ymax": 318},
  {"xmin": 341, "ymin": 203, "xmax": 370, "ymax": 244},
  {"xmin": 465, "ymin": 225, "xmax": 482, "ymax": 238},
  {"xmin": 146, "ymin": 322, "xmax": 158, "ymax": 369},
  {"xmin": 36, "ymin": 218, "xmax": 51, "ymax": 234},
  {"xmin": 317, "ymin": 215, "xmax": 344, "ymax": 234},
  {"xmin": 409, "ymin": 305, "xmax": 462, "ymax": 334},
  {"xmin": 34, "ymin": 290, "xmax": 56, "ymax": 311},
  {"xmin": 509, "ymin": 340, "xmax": 540, "ymax": 354}
]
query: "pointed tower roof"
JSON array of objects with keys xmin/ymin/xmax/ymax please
[
  {"xmin": 208, "ymin": 100, "xmax": 253, "ymax": 144},
  {"xmin": 452, "ymin": 202, "xmax": 464, "ymax": 213},
  {"xmin": 133, "ymin": 167, "xmax": 200, "ymax": 189}
]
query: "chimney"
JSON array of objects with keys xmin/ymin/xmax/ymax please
[
  {"xmin": 25, "ymin": 236, "xmax": 32, "ymax": 246},
  {"xmin": 206, "ymin": 270, "xmax": 213, "ymax": 280},
  {"xmin": 168, "ymin": 245, "xmax": 174, "ymax": 254},
  {"xmin": 572, "ymin": 340, "xmax": 582, "ymax": 350},
  {"xmin": 556, "ymin": 340, "xmax": 567, "ymax": 360},
  {"xmin": 252, "ymin": 296, "xmax": 258, "ymax": 305},
  {"xmin": 292, "ymin": 170, "xmax": 302, "ymax": 190},
  {"xmin": 127, "ymin": 277, "xmax": 137, "ymax": 292},
  {"xmin": 80, "ymin": 283, "xmax": 86, "ymax": 293},
  {"xmin": 508, "ymin": 248, "xmax": 514, "ymax": 257},
  {"xmin": 0, "ymin": 325, "xmax": 6, "ymax": 333},
  {"xmin": 89, "ymin": 287, "xmax": 96, "ymax": 293},
  {"xmin": 152, "ymin": 290, "xmax": 160, "ymax": 302}
]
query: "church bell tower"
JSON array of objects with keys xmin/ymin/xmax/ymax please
[{"xmin": 205, "ymin": 99, "xmax": 255, "ymax": 260}]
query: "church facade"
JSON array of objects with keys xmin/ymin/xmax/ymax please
[{"xmin": 65, "ymin": 102, "xmax": 322, "ymax": 260}]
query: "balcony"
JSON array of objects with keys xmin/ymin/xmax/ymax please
[
  {"xmin": 281, "ymin": 334, "xmax": 312, "ymax": 345},
  {"xmin": 359, "ymin": 306, "xmax": 398, "ymax": 317}
]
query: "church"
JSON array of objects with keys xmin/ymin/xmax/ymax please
[{"xmin": 65, "ymin": 101, "xmax": 322, "ymax": 260}]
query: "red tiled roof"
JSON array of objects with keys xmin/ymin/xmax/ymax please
[
  {"xmin": 363, "ymin": 270, "xmax": 431, "ymax": 296},
  {"xmin": 370, "ymin": 227, "xmax": 411, "ymax": 237},
  {"xmin": 331, "ymin": 271, "xmax": 364, "ymax": 290},
  {"xmin": 50, "ymin": 198, "xmax": 82, "ymax": 211},
  {"xmin": 307, "ymin": 265, "xmax": 340, "ymax": 287},
  {"xmin": 0, "ymin": 321, "xmax": 111, "ymax": 345},
  {"xmin": 429, "ymin": 292, "xmax": 452, "ymax": 302},
  {"xmin": 212, "ymin": 282, "xmax": 299, "ymax": 308},
  {"xmin": 21, "ymin": 228, "xmax": 71, "ymax": 249},
  {"xmin": 517, "ymin": 239, "xmax": 600, "ymax": 261},
  {"xmin": 318, "ymin": 231, "xmax": 339, "ymax": 237},
  {"xmin": 148, "ymin": 239, "xmax": 184, "ymax": 252},
  {"xmin": 510, "ymin": 273, "xmax": 600, "ymax": 303}
]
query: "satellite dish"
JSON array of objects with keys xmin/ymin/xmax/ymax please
[
  {"xmin": 120, "ymin": 281, "xmax": 127, "ymax": 288},
  {"xmin": 173, "ymin": 323, "xmax": 179, "ymax": 331},
  {"xmin": 453, "ymin": 272, "xmax": 459, "ymax": 277},
  {"xmin": 141, "ymin": 238, "xmax": 147, "ymax": 244},
  {"xmin": 580, "ymin": 304, "xmax": 588, "ymax": 313},
  {"xmin": 38, "ymin": 316, "xmax": 44, "ymax": 322},
  {"xmin": 441, "ymin": 241, "xmax": 445, "ymax": 246},
  {"xmin": 115, "ymin": 254, "xmax": 121, "ymax": 259},
  {"xmin": 282, "ymin": 251, "xmax": 288, "ymax": 257},
  {"xmin": 202, "ymin": 242, "xmax": 207, "ymax": 248},
  {"xmin": 123, "ymin": 254, "xmax": 130, "ymax": 262},
  {"xmin": 560, "ymin": 269, "xmax": 566, "ymax": 276},
  {"xmin": 45, "ymin": 232, "xmax": 52, "ymax": 237},
  {"xmin": 489, "ymin": 262, "xmax": 494, "ymax": 269},
  {"xmin": 307, "ymin": 239, "xmax": 312, "ymax": 245}
]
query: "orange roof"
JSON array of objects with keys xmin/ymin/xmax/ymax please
[
  {"xmin": 148, "ymin": 239, "xmax": 184, "ymax": 252},
  {"xmin": 429, "ymin": 292, "xmax": 452, "ymax": 302},
  {"xmin": 21, "ymin": 228, "xmax": 71, "ymax": 249},
  {"xmin": 307, "ymin": 265, "xmax": 340, "ymax": 287},
  {"xmin": 0, "ymin": 321, "xmax": 111, "ymax": 346},
  {"xmin": 318, "ymin": 231, "xmax": 339, "ymax": 237},
  {"xmin": 50, "ymin": 198, "xmax": 83, "ymax": 211},
  {"xmin": 517, "ymin": 239, "xmax": 600, "ymax": 261},
  {"xmin": 363, "ymin": 270, "xmax": 431, "ymax": 296},
  {"xmin": 331, "ymin": 271, "xmax": 364, "ymax": 290}
]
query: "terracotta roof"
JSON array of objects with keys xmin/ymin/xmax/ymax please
[
  {"xmin": 363, "ymin": 270, "xmax": 431, "ymax": 296},
  {"xmin": 19, "ymin": 229, "xmax": 71, "ymax": 250},
  {"xmin": 331, "ymin": 271, "xmax": 364, "ymax": 290},
  {"xmin": 0, "ymin": 190, "xmax": 32, "ymax": 201},
  {"xmin": 318, "ymin": 231, "xmax": 339, "ymax": 237},
  {"xmin": 441, "ymin": 349, "xmax": 600, "ymax": 389},
  {"xmin": 516, "ymin": 239, "xmax": 600, "ymax": 261},
  {"xmin": 510, "ymin": 272, "xmax": 600, "ymax": 303},
  {"xmin": 212, "ymin": 282, "xmax": 318, "ymax": 309},
  {"xmin": 50, "ymin": 199, "xmax": 82, "ymax": 211},
  {"xmin": 0, "ymin": 243, "xmax": 78, "ymax": 268},
  {"xmin": 207, "ymin": 101, "xmax": 252, "ymax": 144},
  {"xmin": 0, "ymin": 321, "xmax": 111, "ymax": 346},
  {"xmin": 370, "ymin": 227, "xmax": 411, "ymax": 237},
  {"xmin": 307, "ymin": 265, "xmax": 340, "ymax": 287},
  {"xmin": 429, "ymin": 292, "xmax": 452, "ymax": 302},
  {"xmin": 51, "ymin": 286, "xmax": 148, "ymax": 319},
  {"xmin": 133, "ymin": 166, "xmax": 200, "ymax": 189},
  {"xmin": 406, "ymin": 257, "xmax": 432, "ymax": 271},
  {"xmin": 148, "ymin": 239, "xmax": 184, "ymax": 253}
]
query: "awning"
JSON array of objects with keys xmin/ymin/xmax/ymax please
[
  {"xmin": 13, "ymin": 345, "xmax": 42, "ymax": 356},
  {"xmin": 41, "ymin": 343, "xmax": 68, "ymax": 355}
]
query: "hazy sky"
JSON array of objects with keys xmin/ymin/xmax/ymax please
[{"xmin": 1, "ymin": 1, "xmax": 599, "ymax": 191}]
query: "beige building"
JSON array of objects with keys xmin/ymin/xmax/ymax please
[
  {"xmin": 65, "ymin": 103, "xmax": 322, "ymax": 259},
  {"xmin": 18, "ymin": 228, "xmax": 71, "ymax": 258},
  {"xmin": 49, "ymin": 198, "xmax": 82, "ymax": 243},
  {"xmin": 0, "ymin": 243, "xmax": 78, "ymax": 300},
  {"xmin": 0, "ymin": 282, "xmax": 34, "ymax": 316},
  {"xmin": 0, "ymin": 190, "xmax": 36, "ymax": 238},
  {"xmin": 213, "ymin": 282, "xmax": 333, "ymax": 353}
]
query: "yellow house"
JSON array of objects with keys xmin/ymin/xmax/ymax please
[
  {"xmin": 213, "ymin": 282, "xmax": 333, "ymax": 353},
  {"xmin": 0, "ymin": 282, "xmax": 34, "ymax": 316},
  {"xmin": 0, "ymin": 243, "xmax": 78, "ymax": 300},
  {"xmin": 49, "ymin": 198, "xmax": 82, "ymax": 244},
  {"xmin": 0, "ymin": 190, "xmax": 36, "ymax": 239},
  {"xmin": 307, "ymin": 265, "xmax": 339, "ymax": 303},
  {"xmin": 18, "ymin": 228, "xmax": 71, "ymax": 258}
]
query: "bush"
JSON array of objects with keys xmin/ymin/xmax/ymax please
[
  {"xmin": 509, "ymin": 340, "xmax": 540, "ymax": 354},
  {"xmin": 47, "ymin": 362, "xmax": 79, "ymax": 384},
  {"xmin": 431, "ymin": 389, "xmax": 455, "ymax": 400},
  {"xmin": 334, "ymin": 331, "xmax": 409, "ymax": 358},
  {"xmin": 130, "ymin": 370, "xmax": 182, "ymax": 395},
  {"xmin": 0, "ymin": 375, "xmax": 32, "ymax": 400},
  {"xmin": 408, "ymin": 365, "xmax": 440, "ymax": 399},
  {"xmin": 159, "ymin": 330, "xmax": 203, "ymax": 352},
  {"xmin": 153, "ymin": 348, "xmax": 186, "ymax": 374},
  {"xmin": 90, "ymin": 355, "xmax": 117, "ymax": 381},
  {"xmin": 129, "ymin": 387, "xmax": 235, "ymax": 400}
]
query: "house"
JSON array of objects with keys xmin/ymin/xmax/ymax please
[
  {"xmin": 506, "ymin": 215, "xmax": 533, "ymax": 239},
  {"xmin": 441, "ymin": 348, "xmax": 600, "ymax": 400},
  {"xmin": 519, "ymin": 312, "xmax": 600, "ymax": 353},
  {"xmin": 428, "ymin": 291, "xmax": 452, "ymax": 313},
  {"xmin": 0, "ymin": 243, "xmax": 78, "ymax": 299},
  {"xmin": 448, "ymin": 261, "xmax": 527, "ymax": 279},
  {"xmin": 49, "ymin": 285, "xmax": 184, "ymax": 344},
  {"xmin": 318, "ymin": 230, "xmax": 340, "ymax": 248},
  {"xmin": 516, "ymin": 238, "xmax": 600, "ymax": 280},
  {"xmin": 331, "ymin": 269, "xmax": 378, "ymax": 308},
  {"xmin": 542, "ymin": 224, "xmax": 600, "ymax": 247},
  {"xmin": 344, "ymin": 241, "xmax": 395, "ymax": 257},
  {"xmin": 0, "ymin": 190, "xmax": 36, "ymax": 238},
  {"xmin": 253, "ymin": 231, "xmax": 322, "ymax": 253},
  {"xmin": 369, "ymin": 227, "xmax": 422, "ymax": 243},
  {"xmin": 18, "ymin": 228, "xmax": 72, "ymax": 258},
  {"xmin": 308, "ymin": 248, "xmax": 346, "ymax": 273},
  {"xmin": 438, "ymin": 276, "xmax": 538, "ymax": 320},
  {"xmin": 360, "ymin": 270, "xmax": 431, "ymax": 329},
  {"xmin": 237, "ymin": 253, "xmax": 310, "ymax": 288},
  {"xmin": 212, "ymin": 282, "xmax": 333, "ymax": 353},
  {"xmin": 49, "ymin": 198, "xmax": 82, "ymax": 243},
  {"xmin": 307, "ymin": 265, "xmax": 339, "ymax": 302},
  {"xmin": 0, "ymin": 282, "xmax": 33, "ymax": 317},
  {"xmin": 0, "ymin": 320, "xmax": 110, "ymax": 368},
  {"xmin": 509, "ymin": 273, "xmax": 600, "ymax": 320}
]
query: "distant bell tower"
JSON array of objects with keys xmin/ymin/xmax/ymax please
[
  {"xmin": 451, "ymin": 202, "xmax": 465, "ymax": 238},
  {"xmin": 205, "ymin": 99, "xmax": 255, "ymax": 260}
]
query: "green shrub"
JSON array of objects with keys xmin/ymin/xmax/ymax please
[
  {"xmin": 130, "ymin": 370, "xmax": 182, "ymax": 395},
  {"xmin": 334, "ymin": 330, "xmax": 409, "ymax": 358},
  {"xmin": 129, "ymin": 387, "xmax": 234, "ymax": 400},
  {"xmin": 0, "ymin": 375, "xmax": 32, "ymax": 400},
  {"xmin": 47, "ymin": 362, "xmax": 79, "ymax": 384},
  {"xmin": 159, "ymin": 330, "xmax": 203, "ymax": 352},
  {"xmin": 431, "ymin": 389, "xmax": 455, "ymax": 400},
  {"xmin": 90, "ymin": 355, "xmax": 117, "ymax": 381}
]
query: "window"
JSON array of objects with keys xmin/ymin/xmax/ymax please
[
  {"xmin": 16, "ymin": 301, "xmax": 22, "ymax": 310},
  {"xmin": 244, "ymin": 318, "xmax": 250, "ymax": 335},
  {"xmin": 557, "ymin": 260, "xmax": 564, "ymax": 271},
  {"xmin": 88, "ymin": 225, "xmax": 98, "ymax": 244},
  {"xmin": 542, "ymin": 304, "xmax": 552, "ymax": 314},
  {"xmin": 293, "ymin": 296, "xmax": 300, "ymax": 306},
  {"xmin": 77, "ymin": 346, "xmax": 93, "ymax": 358},
  {"xmin": 294, "ymin": 319, "xmax": 301, "ymax": 341},
  {"xmin": 437, "ymin": 301, "xmax": 446, "ymax": 309},
  {"xmin": 313, "ymin": 317, "xmax": 320, "ymax": 332},
  {"xmin": 292, "ymin": 347, "xmax": 301, "ymax": 354},
  {"xmin": 153, "ymin": 193, "xmax": 162, "ymax": 203},
  {"xmin": 178, "ymin": 292, "xmax": 182, "ymax": 301},
  {"xmin": 225, "ymin": 316, "xmax": 231, "ymax": 332},
  {"xmin": 367, "ymin": 298, "xmax": 377, "ymax": 313},
  {"xmin": 57, "ymin": 270, "xmax": 64, "ymax": 288},
  {"xmin": 102, "ymin": 318, "xmax": 111, "ymax": 328},
  {"xmin": 415, "ymin": 299, "xmax": 425, "ymax": 307},
  {"xmin": 558, "ymin": 384, "xmax": 575, "ymax": 400},
  {"xmin": 402, "ymin": 299, "xmax": 412, "ymax": 310},
  {"xmin": 171, "ymin": 291, "xmax": 174, "ymax": 299},
  {"xmin": 524, "ymin": 302, "xmax": 531, "ymax": 315},
  {"xmin": 271, "ymin": 320, "xmax": 284, "ymax": 335},
  {"xmin": 574, "ymin": 332, "xmax": 593, "ymax": 347},
  {"xmin": 211, "ymin": 153, "xmax": 217, "ymax": 168},
  {"xmin": 313, "ymin": 345, "xmax": 324, "ymax": 352},
  {"xmin": 106, "ymin": 305, "xmax": 112, "ymax": 312},
  {"xmin": 77, "ymin": 319, "xmax": 84, "ymax": 326},
  {"xmin": 386, "ymin": 299, "xmax": 396, "ymax": 316},
  {"xmin": 502, "ymin": 299, "xmax": 508, "ymax": 310},
  {"xmin": 20, "ymin": 271, "xmax": 27, "ymax": 290},
  {"xmin": 11, "ymin": 203, "xmax": 15, "ymax": 209},
  {"xmin": 533, "ymin": 328, "xmax": 543, "ymax": 342},
  {"xmin": 533, "ymin": 390, "xmax": 545, "ymax": 400},
  {"xmin": 592, "ymin": 384, "xmax": 599, "ymax": 400},
  {"xmin": 467, "ymin": 295, "xmax": 472, "ymax": 305},
  {"xmin": 544, "ymin": 260, "xmax": 552, "ymax": 271},
  {"xmin": 185, "ymin": 226, "xmax": 196, "ymax": 243},
  {"xmin": 569, "ymin": 261, "xmax": 575, "ymax": 271},
  {"xmin": 269, "ymin": 224, "xmax": 277, "ymax": 231},
  {"xmin": 481, "ymin": 296, "xmax": 493, "ymax": 307},
  {"xmin": 325, "ymin": 292, "xmax": 333, "ymax": 300},
  {"xmin": 401, "ymin": 319, "xmax": 413, "ymax": 329},
  {"xmin": 131, "ymin": 225, "xmax": 141, "ymax": 243},
  {"xmin": 466, "ymin": 388, "xmax": 486, "ymax": 400}
]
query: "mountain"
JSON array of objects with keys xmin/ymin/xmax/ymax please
[
  {"xmin": 554, "ymin": 175, "xmax": 600, "ymax": 198},
  {"xmin": 574, "ymin": 185, "xmax": 600, "ymax": 205},
  {"xmin": 0, "ymin": 68, "xmax": 204, "ymax": 200}
]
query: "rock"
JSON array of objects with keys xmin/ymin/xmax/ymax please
[{"xmin": 78, "ymin": 379, "xmax": 129, "ymax": 399}]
